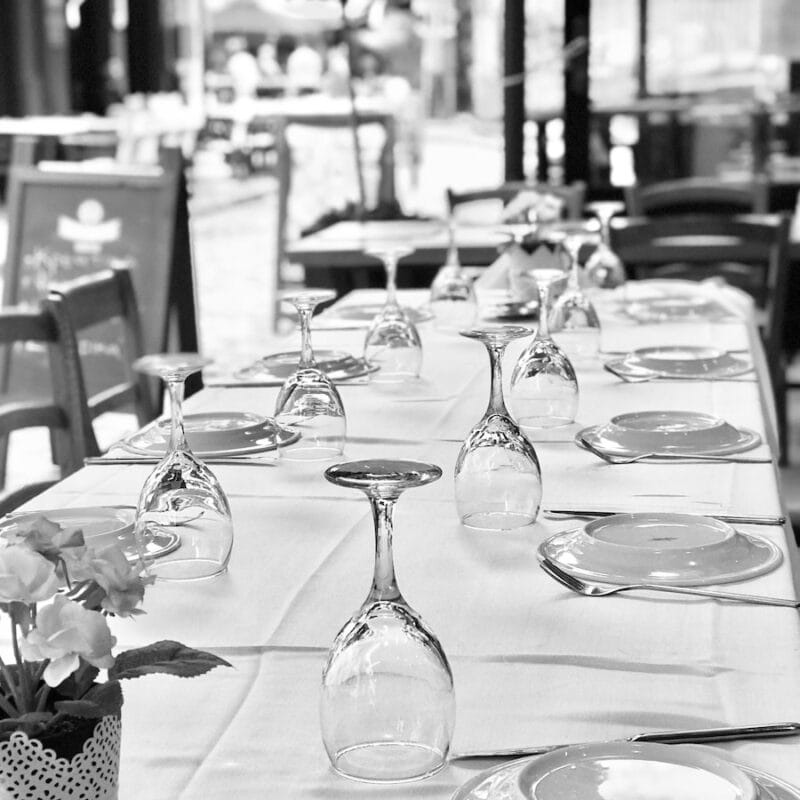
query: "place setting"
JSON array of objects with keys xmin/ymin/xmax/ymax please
[
  {"xmin": 575, "ymin": 410, "xmax": 770, "ymax": 464},
  {"xmin": 604, "ymin": 345, "xmax": 755, "ymax": 384},
  {"xmin": 452, "ymin": 738, "xmax": 800, "ymax": 800}
]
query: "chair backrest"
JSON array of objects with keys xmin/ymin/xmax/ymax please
[
  {"xmin": 611, "ymin": 213, "xmax": 791, "ymax": 453},
  {"xmin": 43, "ymin": 265, "xmax": 156, "ymax": 459},
  {"xmin": 0, "ymin": 306, "xmax": 85, "ymax": 512},
  {"xmin": 447, "ymin": 181, "xmax": 586, "ymax": 223},
  {"xmin": 624, "ymin": 177, "xmax": 769, "ymax": 217}
]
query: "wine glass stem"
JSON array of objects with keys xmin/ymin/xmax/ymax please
[
  {"xmin": 384, "ymin": 256, "xmax": 399, "ymax": 309},
  {"xmin": 537, "ymin": 282, "xmax": 552, "ymax": 340},
  {"xmin": 167, "ymin": 377, "xmax": 188, "ymax": 451},
  {"xmin": 568, "ymin": 245, "xmax": 580, "ymax": 290},
  {"xmin": 446, "ymin": 217, "xmax": 460, "ymax": 266},
  {"xmin": 487, "ymin": 342, "xmax": 510, "ymax": 418},
  {"xmin": 298, "ymin": 306, "xmax": 316, "ymax": 369},
  {"xmin": 599, "ymin": 213, "xmax": 611, "ymax": 247},
  {"xmin": 367, "ymin": 495, "xmax": 402, "ymax": 603}
]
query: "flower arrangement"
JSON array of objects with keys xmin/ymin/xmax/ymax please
[{"xmin": 0, "ymin": 514, "xmax": 228, "ymax": 745}]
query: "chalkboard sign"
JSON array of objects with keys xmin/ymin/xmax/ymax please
[{"xmin": 1, "ymin": 151, "xmax": 198, "ymax": 402}]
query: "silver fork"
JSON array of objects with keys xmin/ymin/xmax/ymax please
[
  {"xmin": 539, "ymin": 558, "xmax": 800, "ymax": 607},
  {"xmin": 578, "ymin": 436, "xmax": 769, "ymax": 465}
]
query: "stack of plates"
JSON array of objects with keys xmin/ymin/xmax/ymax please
[
  {"xmin": 577, "ymin": 410, "xmax": 761, "ymax": 458},
  {"xmin": 538, "ymin": 512, "xmax": 782, "ymax": 587},
  {"xmin": 606, "ymin": 346, "xmax": 753, "ymax": 381},
  {"xmin": 233, "ymin": 349, "xmax": 377, "ymax": 383},
  {"xmin": 323, "ymin": 304, "xmax": 434, "ymax": 325},
  {"xmin": 125, "ymin": 412, "xmax": 299, "ymax": 457},
  {"xmin": 453, "ymin": 741, "xmax": 800, "ymax": 800}
]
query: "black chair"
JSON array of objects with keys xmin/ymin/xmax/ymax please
[
  {"xmin": 0, "ymin": 306, "xmax": 84, "ymax": 515},
  {"xmin": 611, "ymin": 213, "xmax": 791, "ymax": 461},
  {"xmin": 43, "ymin": 265, "xmax": 157, "ymax": 461},
  {"xmin": 624, "ymin": 177, "xmax": 769, "ymax": 217}
]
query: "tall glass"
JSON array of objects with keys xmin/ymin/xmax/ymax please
[
  {"xmin": 321, "ymin": 459, "xmax": 455, "ymax": 783},
  {"xmin": 133, "ymin": 353, "xmax": 233, "ymax": 581},
  {"xmin": 364, "ymin": 245, "xmax": 423, "ymax": 382},
  {"xmin": 455, "ymin": 326, "xmax": 542, "ymax": 529},
  {"xmin": 584, "ymin": 201, "xmax": 627, "ymax": 290},
  {"xmin": 549, "ymin": 233, "xmax": 602, "ymax": 362},
  {"xmin": 509, "ymin": 259, "xmax": 579, "ymax": 431},
  {"xmin": 428, "ymin": 217, "xmax": 477, "ymax": 332},
  {"xmin": 274, "ymin": 288, "xmax": 346, "ymax": 460}
]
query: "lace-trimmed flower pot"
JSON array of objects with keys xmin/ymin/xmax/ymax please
[{"xmin": 0, "ymin": 715, "xmax": 121, "ymax": 800}]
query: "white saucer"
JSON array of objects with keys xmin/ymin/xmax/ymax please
[
  {"xmin": 578, "ymin": 411, "xmax": 761, "ymax": 457},
  {"xmin": 625, "ymin": 295, "xmax": 731, "ymax": 322},
  {"xmin": 451, "ymin": 745, "xmax": 799, "ymax": 800},
  {"xmin": 234, "ymin": 350, "xmax": 378, "ymax": 383},
  {"xmin": 327, "ymin": 303, "xmax": 434, "ymax": 324},
  {"xmin": 0, "ymin": 506, "xmax": 180, "ymax": 562},
  {"xmin": 128, "ymin": 413, "xmax": 300, "ymax": 457},
  {"xmin": 538, "ymin": 513, "xmax": 782, "ymax": 586},
  {"xmin": 613, "ymin": 346, "xmax": 752, "ymax": 379}
]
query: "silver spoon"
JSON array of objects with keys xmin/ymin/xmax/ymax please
[
  {"xmin": 578, "ymin": 436, "xmax": 769, "ymax": 465},
  {"xmin": 539, "ymin": 558, "xmax": 800, "ymax": 607}
]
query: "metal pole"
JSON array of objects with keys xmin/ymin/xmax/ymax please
[{"xmin": 503, "ymin": 0, "xmax": 525, "ymax": 181}]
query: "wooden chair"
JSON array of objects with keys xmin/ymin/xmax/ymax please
[
  {"xmin": 611, "ymin": 213, "xmax": 791, "ymax": 460},
  {"xmin": 447, "ymin": 181, "xmax": 587, "ymax": 221},
  {"xmin": 624, "ymin": 177, "xmax": 769, "ymax": 217},
  {"xmin": 43, "ymin": 265, "xmax": 156, "ymax": 461},
  {"xmin": 0, "ymin": 306, "xmax": 84, "ymax": 514}
]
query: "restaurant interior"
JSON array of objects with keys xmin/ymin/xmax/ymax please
[{"xmin": 0, "ymin": 0, "xmax": 800, "ymax": 798}]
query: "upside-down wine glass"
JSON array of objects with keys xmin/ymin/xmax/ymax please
[
  {"xmin": 321, "ymin": 459, "xmax": 455, "ymax": 783},
  {"xmin": 455, "ymin": 326, "xmax": 542, "ymax": 530},
  {"xmin": 364, "ymin": 245, "xmax": 423, "ymax": 382},
  {"xmin": 584, "ymin": 201, "xmax": 627, "ymax": 290},
  {"xmin": 549, "ymin": 232, "xmax": 602, "ymax": 362},
  {"xmin": 509, "ymin": 247, "xmax": 579, "ymax": 430},
  {"xmin": 133, "ymin": 353, "xmax": 233, "ymax": 581},
  {"xmin": 428, "ymin": 216, "xmax": 477, "ymax": 332},
  {"xmin": 274, "ymin": 288, "xmax": 346, "ymax": 460}
]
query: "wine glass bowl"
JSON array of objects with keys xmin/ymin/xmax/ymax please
[
  {"xmin": 509, "ymin": 248, "xmax": 580, "ymax": 431},
  {"xmin": 428, "ymin": 218, "xmax": 478, "ymax": 332},
  {"xmin": 320, "ymin": 458, "xmax": 455, "ymax": 783},
  {"xmin": 584, "ymin": 201, "xmax": 627, "ymax": 290},
  {"xmin": 364, "ymin": 246, "xmax": 423, "ymax": 383},
  {"xmin": 549, "ymin": 233, "xmax": 602, "ymax": 362},
  {"xmin": 274, "ymin": 288, "xmax": 346, "ymax": 460},
  {"xmin": 455, "ymin": 327, "xmax": 542, "ymax": 530},
  {"xmin": 133, "ymin": 353, "xmax": 234, "ymax": 581}
]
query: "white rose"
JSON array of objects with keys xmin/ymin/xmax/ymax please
[
  {"xmin": 20, "ymin": 595, "xmax": 116, "ymax": 686},
  {"xmin": 0, "ymin": 546, "xmax": 60, "ymax": 604}
]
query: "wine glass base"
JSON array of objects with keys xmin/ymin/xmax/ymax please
[
  {"xmin": 517, "ymin": 415, "xmax": 576, "ymax": 430},
  {"xmin": 147, "ymin": 557, "xmax": 229, "ymax": 582},
  {"xmin": 329, "ymin": 741, "xmax": 447, "ymax": 784},
  {"xmin": 461, "ymin": 510, "xmax": 537, "ymax": 531},
  {"xmin": 280, "ymin": 444, "xmax": 344, "ymax": 461}
]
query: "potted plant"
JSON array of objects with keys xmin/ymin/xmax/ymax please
[{"xmin": 0, "ymin": 514, "xmax": 230, "ymax": 799}]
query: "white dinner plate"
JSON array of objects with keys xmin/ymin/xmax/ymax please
[
  {"xmin": 126, "ymin": 413, "xmax": 300, "ymax": 457},
  {"xmin": 325, "ymin": 303, "xmax": 434, "ymax": 324},
  {"xmin": 517, "ymin": 742, "xmax": 755, "ymax": 800},
  {"xmin": 619, "ymin": 346, "xmax": 753, "ymax": 379},
  {"xmin": 451, "ymin": 745, "xmax": 800, "ymax": 800},
  {"xmin": 577, "ymin": 410, "xmax": 762, "ymax": 457},
  {"xmin": 624, "ymin": 294, "xmax": 733, "ymax": 323},
  {"xmin": 1, "ymin": 506, "xmax": 181, "ymax": 562},
  {"xmin": 537, "ymin": 512, "xmax": 782, "ymax": 586},
  {"xmin": 233, "ymin": 350, "xmax": 378, "ymax": 383}
]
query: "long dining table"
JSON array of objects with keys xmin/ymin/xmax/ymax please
[{"xmin": 14, "ymin": 281, "xmax": 800, "ymax": 798}]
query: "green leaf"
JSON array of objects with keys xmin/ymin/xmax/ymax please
[
  {"xmin": 55, "ymin": 661, "xmax": 100, "ymax": 700},
  {"xmin": 109, "ymin": 640, "xmax": 231, "ymax": 681},
  {"xmin": 53, "ymin": 700, "xmax": 108, "ymax": 719},
  {"xmin": 82, "ymin": 681, "xmax": 123, "ymax": 716}
]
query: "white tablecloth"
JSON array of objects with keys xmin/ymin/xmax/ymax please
[{"xmin": 17, "ymin": 286, "xmax": 800, "ymax": 798}]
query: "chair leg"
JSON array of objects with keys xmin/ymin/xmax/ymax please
[
  {"xmin": 0, "ymin": 433, "xmax": 9, "ymax": 491},
  {"xmin": 777, "ymin": 380, "xmax": 789, "ymax": 467}
]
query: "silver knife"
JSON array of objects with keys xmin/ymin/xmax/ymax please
[
  {"xmin": 544, "ymin": 509, "xmax": 786, "ymax": 526},
  {"xmin": 449, "ymin": 721, "xmax": 800, "ymax": 761}
]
